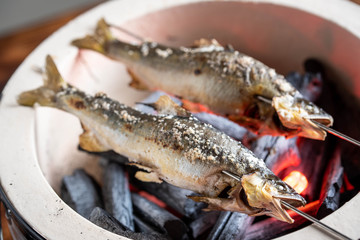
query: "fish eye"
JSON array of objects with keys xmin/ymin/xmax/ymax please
[{"xmin": 275, "ymin": 182, "xmax": 288, "ymax": 192}]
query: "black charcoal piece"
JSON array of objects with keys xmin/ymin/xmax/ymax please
[
  {"xmin": 103, "ymin": 161, "xmax": 134, "ymax": 231},
  {"xmin": 243, "ymin": 213, "xmax": 311, "ymax": 240},
  {"xmin": 89, "ymin": 207, "xmax": 128, "ymax": 232},
  {"xmin": 207, "ymin": 211, "xmax": 231, "ymax": 240},
  {"xmin": 286, "ymin": 59, "xmax": 324, "ymax": 102},
  {"xmin": 61, "ymin": 169, "xmax": 102, "ymax": 219},
  {"xmin": 304, "ymin": 58, "xmax": 324, "ymax": 74},
  {"xmin": 317, "ymin": 74, "xmax": 360, "ymax": 188},
  {"xmin": 317, "ymin": 149, "xmax": 344, "ymax": 219},
  {"xmin": 131, "ymin": 193, "xmax": 188, "ymax": 240},
  {"xmin": 296, "ymin": 138, "xmax": 328, "ymax": 201},
  {"xmin": 89, "ymin": 207, "xmax": 168, "ymax": 240},
  {"xmin": 128, "ymin": 167, "xmax": 205, "ymax": 219},
  {"xmin": 189, "ymin": 211, "xmax": 220, "ymax": 239},
  {"xmin": 133, "ymin": 215, "xmax": 162, "ymax": 234},
  {"xmin": 194, "ymin": 112, "xmax": 251, "ymax": 140},
  {"xmin": 251, "ymin": 136, "xmax": 300, "ymax": 171},
  {"xmin": 251, "ymin": 135, "xmax": 279, "ymax": 161},
  {"xmin": 207, "ymin": 212, "xmax": 252, "ymax": 240}
]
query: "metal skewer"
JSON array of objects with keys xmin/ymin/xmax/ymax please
[
  {"xmin": 256, "ymin": 95, "xmax": 360, "ymax": 148},
  {"xmin": 310, "ymin": 120, "xmax": 360, "ymax": 147},
  {"xmin": 108, "ymin": 23, "xmax": 144, "ymax": 41},
  {"xmin": 280, "ymin": 200, "xmax": 352, "ymax": 240},
  {"xmin": 221, "ymin": 170, "xmax": 352, "ymax": 240}
]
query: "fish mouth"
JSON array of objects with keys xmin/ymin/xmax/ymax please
[
  {"xmin": 299, "ymin": 114, "xmax": 333, "ymax": 140},
  {"xmin": 269, "ymin": 194, "xmax": 306, "ymax": 223},
  {"xmin": 272, "ymin": 94, "xmax": 333, "ymax": 140}
]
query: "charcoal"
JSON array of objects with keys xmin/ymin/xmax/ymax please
[
  {"xmin": 128, "ymin": 166, "xmax": 206, "ymax": 219},
  {"xmin": 295, "ymin": 138, "xmax": 328, "ymax": 201},
  {"xmin": 193, "ymin": 112, "xmax": 251, "ymax": 140},
  {"xmin": 207, "ymin": 211, "xmax": 252, "ymax": 240},
  {"xmin": 317, "ymin": 148, "xmax": 344, "ymax": 219},
  {"xmin": 324, "ymin": 88, "xmax": 360, "ymax": 188},
  {"xmin": 189, "ymin": 211, "xmax": 220, "ymax": 239},
  {"xmin": 89, "ymin": 207, "xmax": 168, "ymax": 240},
  {"xmin": 251, "ymin": 136, "xmax": 300, "ymax": 174},
  {"xmin": 243, "ymin": 215, "xmax": 309, "ymax": 240},
  {"xmin": 133, "ymin": 215, "xmax": 163, "ymax": 234},
  {"xmin": 286, "ymin": 58, "xmax": 324, "ymax": 102},
  {"xmin": 286, "ymin": 73, "xmax": 322, "ymax": 102},
  {"xmin": 304, "ymin": 59, "xmax": 360, "ymax": 188},
  {"xmin": 131, "ymin": 193, "xmax": 189, "ymax": 240},
  {"xmin": 61, "ymin": 169, "xmax": 103, "ymax": 219},
  {"xmin": 89, "ymin": 207, "xmax": 129, "ymax": 232},
  {"xmin": 251, "ymin": 135, "xmax": 278, "ymax": 160},
  {"xmin": 102, "ymin": 161, "xmax": 134, "ymax": 230},
  {"xmin": 207, "ymin": 211, "xmax": 231, "ymax": 240}
]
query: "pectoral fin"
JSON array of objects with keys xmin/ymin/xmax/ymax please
[
  {"xmin": 187, "ymin": 195, "xmax": 255, "ymax": 215},
  {"xmin": 79, "ymin": 123, "xmax": 110, "ymax": 152},
  {"xmin": 128, "ymin": 162, "xmax": 163, "ymax": 183},
  {"xmin": 135, "ymin": 171, "xmax": 162, "ymax": 183},
  {"xmin": 128, "ymin": 162, "xmax": 153, "ymax": 172},
  {"xmin": 192, "ymin": 38, "xmax": 223, "ymax": 48},
  {"xmin": 153, "ymin": 95, "xmax": 191, "ymax": 117},
  {"xmin": 127, "ymin": 68, "xmax": 149, "ymax": 90}
]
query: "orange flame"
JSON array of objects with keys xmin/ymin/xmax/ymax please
[{"xmin": 283, "ymin": 171, "xmax": 308, "ymax": 194}]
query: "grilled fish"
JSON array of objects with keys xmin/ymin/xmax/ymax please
[
  {"xmin": 72, "ymin": 19, "xmax": 333, "ymax": 140},
  {"xmin": 18, "ymin": 55, "xmax": 305, "ymax": 223}
]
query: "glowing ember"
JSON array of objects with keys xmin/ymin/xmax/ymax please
[{"xmin": 283, "ymin": 171, "xmax": 308, "ymax": 194}]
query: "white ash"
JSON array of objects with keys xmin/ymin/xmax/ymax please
[
  {"xmin": 150, "ymin": 42, "xmax": 158, "ymax": 48},
  {"xmin": 95, "ymin": 92, "xmax": 107, "ymax": 98},
  {"xmin": 155, "ymin": 48, "xmax": 173, "ymax": 58},
  {"xmin": 120, "ymin": 110, "xmax": 139, "ymax": 122},
  {"xmin": 140, "ymin": 43, "xmax": 149, "ymax": 57},
  {"xmin": 101, "ymin": 101, "xmax": 111, "ymax": 111}
]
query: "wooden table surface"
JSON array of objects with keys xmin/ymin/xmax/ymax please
[
  {"xmin": 0, "ymin": 3, "xmax": 101, "ymax": 239},
  {"xmin": 0, "ymin": 2, "xmax": 102, "ymax": 93}
]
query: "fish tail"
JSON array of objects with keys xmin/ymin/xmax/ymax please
[
  {"xmin": 17, "ymin": 55, "xmax": 67, "ymax": 107},
  {"xmin": 71, "ymin": 18, "xmax": 114, "ymax": 54}
]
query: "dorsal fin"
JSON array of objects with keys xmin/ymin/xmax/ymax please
[
  {"xmin": 192, "ymin": 38, "xmax": 223, "ymax": 48},
  {"xmin": 153, "ymin": 95, "xmax": 191, "ymax": 117}
]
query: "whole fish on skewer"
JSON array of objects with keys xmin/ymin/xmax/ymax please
[
  {"xmin": 72, "ymin": 19, "xmax": 333, "ymax": 140},
  {"xmin": 18, "ymin": 56, "xmax": 305, "ymax": 223}
]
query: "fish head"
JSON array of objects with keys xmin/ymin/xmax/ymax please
[
  {"xmin": 240, "ymin": 172, "xmax": 306, "ymax": 223},
  {"xmin": 272, "ymin": 94, "xmax": 333, "ymax": 140},
  {"xmin": 190, "ymin": 171, "xmax": 306, "ymax": 223}
]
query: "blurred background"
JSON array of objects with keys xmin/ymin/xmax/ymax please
[{"xmin": 0, "ymin": 0, "xmax": 104, "ymax": 93}]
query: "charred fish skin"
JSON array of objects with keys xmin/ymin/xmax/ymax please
[
  {"xmin": 72, "ymin": 18, "xmax": 333, "ymax": 140},
  {"xmin": 18, "ymin": 55, "xmax": 305, "ymax": 223}
]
